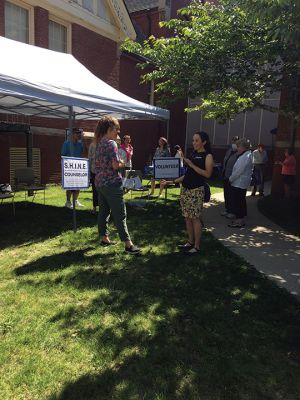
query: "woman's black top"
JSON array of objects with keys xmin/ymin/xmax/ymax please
[{"xmin": 182, "ymin": 151, "xmax": 208, "ymax": 189}]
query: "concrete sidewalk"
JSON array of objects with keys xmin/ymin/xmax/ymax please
[{"xmin": 204, "ymin": 183, "xmax": 300, "ymax": 297}]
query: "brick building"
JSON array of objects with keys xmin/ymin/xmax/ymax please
[
  {"xmin": 1, "ymin": 0, "xmax": 298, "ymax": 194},
  {"xmin": 125, "ymin": 0, "xmax": 299, "ymax": 194},
  {"xmin": 0, "ymin": 0, "xmax": 167, "ymax": 185}
]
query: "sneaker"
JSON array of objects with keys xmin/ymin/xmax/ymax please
[
  {"xmin": 75, "ymin": 200, "xmax": 84, "ymax": 207},
  {"xmin": 220, "ymin": 211, "xmax": 228, "ymax": 217},
  {"xmin": 65, "ymin": 201, "xmax": 72, "ymax": 209},
  {"xmin": 225, "ymin": 213, "xmax": 235, "ymax": 219},
  {"xmin": 125, "ymin": 245, "xmax": 141, "ymax": 255}
]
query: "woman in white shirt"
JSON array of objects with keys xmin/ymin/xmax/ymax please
[{"xmin": 228, "ymin": 138, "xmax": 253, "ymax": 228}]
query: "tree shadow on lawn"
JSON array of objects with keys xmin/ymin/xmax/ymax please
[
  {"xmin": 0, "ymin": 202, "xmax": 99, "ymax": 250},
  {"xmin": 14, "ymin": 247, "xmax": 119, "ymax": 276},
  {"xmin": 0, "ymin": 201, "xmax": 165, "ymax": 251},
  {"xmin": 20, "ymin": 245, "xmax": 298, "ymax": 399}
]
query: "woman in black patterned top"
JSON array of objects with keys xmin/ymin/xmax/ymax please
[{"xmin": 163, "ymin": 131, "xmax": 213, "ymax": 255}]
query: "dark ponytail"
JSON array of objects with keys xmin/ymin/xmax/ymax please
[{"xmin": 195, "ymin": 131, "xmax": 212, "ymax": 154}]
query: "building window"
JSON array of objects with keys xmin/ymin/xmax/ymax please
[
  {"xmin": 75, "ymin": 0, "xmax": 111, "ymax": 22},
  {"xmin": 49, "ymin": 20, "xmax": 68, "ymax": 53},
  {"xmin": 5, "ymin": 1, "xmax": 29, "ymax": 43},
  {"xmin": 96, "ymin": 0, "xmax": 110, "ymax": 20},
  {"xmin": 82, "ymin": 0, "xmax": 94, "ymax": 13}
]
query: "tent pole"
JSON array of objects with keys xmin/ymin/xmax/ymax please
[
  {"xmin": 68, "ymin": 105, "xmax": 77, "ymax": 233},
  {"xmin": 166, "ymin": 119, "xmax": 170, "ymax": 143},
  {"xmin": 26, "ymin": 127, "xmax": 33, "ymax": 197},
  {"xmin": 69, "ymin": 106, "xmax": 74, "ymax": 155},
  {"xmin": 26, "ymin": 128, "xmax": 33, "ymax": 168}
]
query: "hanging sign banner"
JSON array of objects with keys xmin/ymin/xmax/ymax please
[{"xmin": 61, "ymin": 157, "xmax": 90, "ymax": 190}]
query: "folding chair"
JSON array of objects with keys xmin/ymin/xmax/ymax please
[
  {"xmin": 14, "ymin": 168, "xmax": 46, "ymax": 204},
  {"xmin": 124, "ymin": 170, "xmax": 149, "ymax": 199},
  {"xmin": 0, "ymin": 192, "xmax": 15, "ymax": 216}
]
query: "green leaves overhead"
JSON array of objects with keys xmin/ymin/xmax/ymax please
[{"xmin": 122, "ymin": 0, "xmax": 300, "ymax": 122}]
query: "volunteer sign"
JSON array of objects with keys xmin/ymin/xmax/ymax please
[
  {"xmin": 153, "ymin": 157, "xmax": 181, "ymax": 179},
  {"xmin": 62, "ymin": 157, "xmax": 89, "ymax": 190}
]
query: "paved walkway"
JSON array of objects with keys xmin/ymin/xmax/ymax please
[{"xmin": 204, "ymin": 183, "xmax": 300, "ymax": 298}]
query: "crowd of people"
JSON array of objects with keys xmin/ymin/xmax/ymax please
[{"xmin": 61, "ymin": 118, "xmax": 297, "ymax": 256}]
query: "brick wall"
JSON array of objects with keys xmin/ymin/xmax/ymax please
[
  {"xmin": 0, "ymin": 1, "xmax": 4, "ymax": 36},
  {"xmin": 34, "ymin": 7, "xmax": 48, "ymax": 48},
  {"xmin": 130, "ymin": 9, "xmax": 161, "ymax": 38}
]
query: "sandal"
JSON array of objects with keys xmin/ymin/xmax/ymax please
[
  {"xmin": 184, "ymin": 247, "xmax": 200, "ymax": 255},
  {"xmin": 100, "ymin": 240, "xmax": 117, "ymax": 246},
  {"xmin": 177, "ymin": 241, "xmax": 194, "ymax": 250}
]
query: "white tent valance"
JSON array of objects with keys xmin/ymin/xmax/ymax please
[{"xmin": 0, "ymin": 37, "xmax": 169, "ymax": 121}]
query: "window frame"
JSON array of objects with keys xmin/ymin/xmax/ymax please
[
  {"xmin": 4, "ymin": 0, "xmax": 34, "ymax": 44},
  {"xmin": 75, "ymin": 0, "xmax": 111, "ymax": 22},
  {"xmin": 48, "ymin": 15, "xmax": 71, "ymax": 54}
]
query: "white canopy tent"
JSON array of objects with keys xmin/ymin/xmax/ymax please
[{"xmin": 0, "ymin": 36, "xmax": 169, "ymax": 121}]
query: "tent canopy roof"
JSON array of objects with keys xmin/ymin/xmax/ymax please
[{"xmin": 0, "ymin": 37, "xmax": 169, "ymax": 121}]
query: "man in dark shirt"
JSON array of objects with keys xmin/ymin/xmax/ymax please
[{"xmin": 61, "ymin": 128, "xmax": 84, "ymax": 209}]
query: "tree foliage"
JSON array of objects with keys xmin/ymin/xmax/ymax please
[{"xmin": 121, "ymin": 0, "xmax": 300, "ymax": 123}]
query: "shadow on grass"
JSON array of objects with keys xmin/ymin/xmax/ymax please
[
  {"xmin": 0, "ymin": 202, "xmax": 98, "ymax": 250},
  {"xmin": 0, "ymin": 200, "xmax": 157, "ymax": 251},
  {"xmin": 17, "ymin": 244, "xmax": 298, "ymax": 400},
  {"xmin": 5, "ymin": 196, "xmax": 300, "ymax": 399},
  {"xmin": 14, "ymin": 247, "xmax": 118, "ymax": 276}
]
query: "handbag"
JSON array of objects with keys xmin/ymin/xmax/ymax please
[{"xmin": 204, "ymin": 182, "xmax": 211, "ymax": 203}]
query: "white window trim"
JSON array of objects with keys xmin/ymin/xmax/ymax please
[
  {"xmin": 49, "ymin": 14, "xmax": 72, "ymax": 53},
  {"xmin": 5, "ymin": 0, "xmax": 35, "ymax": 44},
  {"xmin": 26, "ymin": 0, "xmax": 136, "ymax": 42}
]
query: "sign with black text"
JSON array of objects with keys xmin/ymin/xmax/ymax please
[
  {"xmin": 61, "ymin": 157, "xmax": 89, "ymax": 190},
  {"xmin": 153, "ymin": 157, "xmax": 181, "ymax": 180}
]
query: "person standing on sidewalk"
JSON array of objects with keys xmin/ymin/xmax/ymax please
[
  {"xmin": 94, "ymin": 116, "xmax": 140, "ymax": 255},
  {"xmin": 221, "ymin": 136, "xmax": 239, "ymax": 219},
  {"xmin": 228, "ymin": 139, "xmax": 253, "ymax": 228},
  {"xmin": 61, "ymin": 128, "xmax": 85, "ymax": 209},
  {"xmin": 251, "ymin": 144, "xmax": 268, "ymax": 196}
]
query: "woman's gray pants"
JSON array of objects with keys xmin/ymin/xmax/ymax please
[{"xmin": 97, "ymin": 184, "xmax": 130, "ymax": 242}]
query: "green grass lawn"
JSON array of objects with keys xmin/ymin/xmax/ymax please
[{"xmin": 0, "ymin": 185, "xmax": 300, "ymax": 400}]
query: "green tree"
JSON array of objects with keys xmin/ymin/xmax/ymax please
[{"xmin": 122, "ymin": 0, "xmax": 300, "ymax": 133}]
